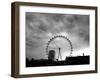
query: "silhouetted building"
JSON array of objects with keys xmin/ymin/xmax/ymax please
[
  {"xmin": 65, "ymin": 56, "xmax": 90, "ymax": 65},
  {"xmin": 48, "ymin": 50, "xmax": 55, "ymax": 61}
]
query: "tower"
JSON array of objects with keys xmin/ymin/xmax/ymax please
[{"xmin": 48, "ymin": 50, "xmax": 55, "ymax": 61}]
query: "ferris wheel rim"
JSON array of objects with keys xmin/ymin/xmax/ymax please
[{"xmin": 46, "ymin": 35, "xmax": 73, "ymax": 56}]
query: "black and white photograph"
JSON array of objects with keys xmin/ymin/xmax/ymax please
[
  {"xmin": 11, "ymin": 2, "xmax": 97, "ymax": 78},
  {"xmin": 26, "ymin": 13, "xmax": 90, "ymax": 67}
]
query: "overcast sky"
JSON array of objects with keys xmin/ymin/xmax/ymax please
[{"xmin": 25, "ymin": 12, "xmax": 89, "ymax": 60}]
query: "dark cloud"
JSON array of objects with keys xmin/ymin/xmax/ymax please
[{"xmin": 26, "ymin": 12, "xmax": 89, "ymax": 59}]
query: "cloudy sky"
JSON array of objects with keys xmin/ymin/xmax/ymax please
[{"xmin": 25, "ymin": 12, "xmax": 89, "ymax": 60}]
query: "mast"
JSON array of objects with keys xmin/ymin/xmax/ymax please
[{"xmin": 58, "ymin": 48, "xmax": 62, "ymax": 61}]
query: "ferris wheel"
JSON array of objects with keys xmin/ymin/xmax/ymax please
[{"xmin": 46, "ymin": 35, "xmax": 73, "ymax": 61}]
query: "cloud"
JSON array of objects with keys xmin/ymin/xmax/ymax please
[{"xmin": 26, "ymin": 12, "xmax": 89, "ymax": 59}]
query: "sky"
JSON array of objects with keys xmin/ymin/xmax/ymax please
[{"xmin": 25, "ymin": 12, "xmax": 89, "ymax": 60}]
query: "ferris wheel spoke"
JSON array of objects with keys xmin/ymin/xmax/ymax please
[{"xmin": 53, "ymin": 40, "xmax": 59, "ymax": 48}]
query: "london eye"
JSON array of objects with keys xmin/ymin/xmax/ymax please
[{"xmin": 46, "ymin": 35, "xmax": 73, "ymax": 61}]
